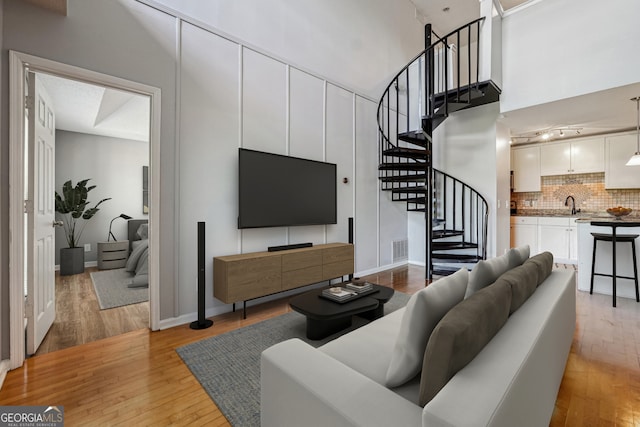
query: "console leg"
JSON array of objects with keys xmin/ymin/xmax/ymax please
[
  {"xmin": 232, "ymin": 302, "xmax": 236, "ymax": 312},
  {"xmin": 243, "ymin": 301, "xmax": 247, "ymax": 319}
]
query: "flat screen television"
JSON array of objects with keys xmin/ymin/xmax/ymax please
[{"xmin": 238, "ymin": 148, "xmax": 337, "ymax": 229}]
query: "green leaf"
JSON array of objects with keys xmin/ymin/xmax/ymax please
[{"xmin": 54, "ymin": 178, "xmax": 110, "ymax": 248}]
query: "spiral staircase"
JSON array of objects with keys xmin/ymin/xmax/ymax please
[{"xmin": 377, "ymin": 18, "xmax": 501, "ymax": 279}]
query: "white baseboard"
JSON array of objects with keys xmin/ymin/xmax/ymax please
[
  {"xmin": 355, "ymin": 261, "xmax": 409, "ymax": 277},
  {"xmin": 0, "ymin": 359, "xmax": 10, "ymax": 391},
  {"xmin": 158, "ymin": 281, "xmax": 330, "ymax": 330}
]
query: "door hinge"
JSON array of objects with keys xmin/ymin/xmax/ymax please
[
  {"xmin": 25, "ymin": 95, "xmax": 35, "ymax": 111},
  {"xmin": 25, "ymin": 294, "xmax": 33, "ymax": 314},
  {"xmin": 24, "ymin": 199, "xmax": 34, "ymax": 214}
]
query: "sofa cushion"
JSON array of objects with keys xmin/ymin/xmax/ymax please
[
  {"xmin": 493, "ymin": 261, "xmax": 538, "ymax": 315},
  {"xmin": 319, "ymin": 308, "xmax": 405, "ymax": 385},
  {"xmin": 524, "ymin": 252, "xmax": 554, "ymax": 286},
  {"xmin": 385, "ymin": 268, "xmax": 468, "ymax": 388},
  {"xmin": 419, "ymin": 280, "xmax": 512, "ymax": 406},
  {"xmin": 507, "ymin": 245, "xmax": 530, "ymax": 269},
  {"xmin": 464, "ymin": 252, "xmax": 511, "ymax": 298}
]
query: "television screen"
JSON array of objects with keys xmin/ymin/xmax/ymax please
[{"xmin": 238, "ymin": 148, "xmax": 337, "ymax": 229}]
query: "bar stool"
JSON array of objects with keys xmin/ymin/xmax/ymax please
[{"xmin": 590, "ymin": 221, "xmax": 640, "ymax": 307}]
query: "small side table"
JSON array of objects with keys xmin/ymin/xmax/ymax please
[{"xmin": 97, "ymin": 240, "xmax": 129, "ymax": 270}]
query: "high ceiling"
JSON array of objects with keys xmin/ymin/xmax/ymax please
[
  {"xmin": 37, "ymin": 73, "xmax": 150, "ymax": 142},
  {"xmin": 410, "ymin": 0, "xmax": 531, "ymax": 37},
  {"xmin": 26, "ymin": 0, "xmax": 637, "ymax": 146},
  {"xmin": 410, "ymin": 0, "xmax": 639, "ymax": 145}
]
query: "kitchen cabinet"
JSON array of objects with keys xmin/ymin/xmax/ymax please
[
  {"xmin": 540, "ymin": 137, "xmax": 604, "ymax": 176},
  {"xmin": 537, "ymin": 217, "xmax": 577, "ymax": 263},
  {"xmin": 605, "ymin": 132, "xmax": 640, "ymax": 189},
  {"xmin": 511, "ymin": 146, "xmax": 540, "ymax": 192},
  {"xmin": 510, "ymin": 216, "xmax": 538, "ymax": 254}
]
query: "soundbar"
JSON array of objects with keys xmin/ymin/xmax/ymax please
[{"xmin": 268, "ymin": 242, "xmax": 313, "ymax": 252}]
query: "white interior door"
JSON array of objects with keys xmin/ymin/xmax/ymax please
[{"xmin": 26, "ymin": 72, "xmax": 57, "ymax": 355}]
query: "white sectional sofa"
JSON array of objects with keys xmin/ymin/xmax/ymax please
[{"xmin": 261, "ymin": 248, "xmax": 576, "ymax": 427}]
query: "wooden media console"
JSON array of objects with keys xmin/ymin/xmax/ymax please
[{"xmin": 214, "ymin": 243, "xmax": 354, "ymax": 317}]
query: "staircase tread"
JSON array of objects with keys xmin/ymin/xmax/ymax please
[
  {"xmin": 432, "ymin": 229, "xmax": 464, "ymax": 239},
  {"xmin": 431, "ymin": 254, "xmax": 483, "ymax": 262},
  {"xmin": 379, "ymin": 163, "xmax": 427, "ymax": 171},
  {"xmin": 380, "ymin": 174, "xmax": 427, "ymax": 182},
  {"xmin": 432, "ymin": 241, "xmax": 479, "ymax": 250},
  {"xmin": 391, "ymin": 187, "xmax": 427, "ymax": 194}
]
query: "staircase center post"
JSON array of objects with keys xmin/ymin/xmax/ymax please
[{"xmin": 425, "ymin": 24, "xmax": 434, "ymax": 280}]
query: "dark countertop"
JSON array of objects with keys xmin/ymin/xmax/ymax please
[
  {"xmin": 512, "ymin": 209, "xmax": 640, "ymax": 222},
  {"xmin": 577, "ymin": 218, "xmax": 640, "ymax": 225},
  {"xmin": 511, "ymin": 209, "xmax": 598, "ymax": 218}
]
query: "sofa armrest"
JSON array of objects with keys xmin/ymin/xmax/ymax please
[{"xmin": 261, "ymin": 338, "xmax": 423, "ymax": 427}]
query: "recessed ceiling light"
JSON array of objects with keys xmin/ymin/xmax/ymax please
[{"xmin": 442, "ymin": 7, "xmax": 450, "ymax": 12}]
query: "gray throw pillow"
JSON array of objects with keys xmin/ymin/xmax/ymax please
[
  {"xmin": 385, "ymin": 268, "xmax": 468, "ymax": 388},
  {"xmin": 464, "ymin": 252, "xmax": 511, "ymax": 298},
  {"xmin": 524, "ymin": 252, "xmax": 553, "ymax": 286},
  {"xmin": 419, "ymin": 280, "xmax": 512, "ymax": 407},
  {"xmin": 493, "ymin": 261, "xmax": 538, "ymax": 315},
  {"xmin": 507, "ymin": 245, "xmax": 530, "ymax": 269},
  {"xmin": 136, "ymin": 223, "xmax": 149, "ymax": 239}
]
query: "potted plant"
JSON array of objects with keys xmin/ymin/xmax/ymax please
[{"xmin": 55, "ymin": 179, "xmax": 110, "ymax": 275}]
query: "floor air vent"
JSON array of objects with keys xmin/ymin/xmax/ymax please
[{"xmin": 392, "ymin": 239, "xmax": 408, "ymax": 263}]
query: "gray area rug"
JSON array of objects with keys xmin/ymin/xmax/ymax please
[
  {"xmin": 177, "ymin": 290, "xmax": 411, "ymax": 427},
  {"xmin": 89, "ymin": 268, "xmax": 149, "ymax": 309}
]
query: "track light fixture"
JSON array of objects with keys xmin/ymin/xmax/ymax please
[{"xmin": 626, "ymin": 96, "xmax": 640, "ymax": 166}]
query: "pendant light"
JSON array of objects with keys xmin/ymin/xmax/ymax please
[{"xmin": 626, "ymin": 96, "xmax": 640, "ymax": 166}]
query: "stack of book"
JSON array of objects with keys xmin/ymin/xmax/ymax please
[
  {"xmin": 346, "ymin": 281, "xmax": 373, "ymax": 293},
  {"xmin": 321, "ymin": 287, "xmax": 357, "ymax": 302}
]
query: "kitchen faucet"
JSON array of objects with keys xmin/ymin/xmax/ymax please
[{"xmin": 564, "ymin": 196, "xmax": 579, "ymax": 215}]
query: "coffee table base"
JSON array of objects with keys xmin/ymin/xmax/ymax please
[
  {"xmin": 289, "ymin": 284, "xmax": 395, "ymax": 340},
  {"xmin": 306, "ymin": 316, "xmax": 353, "ymax": 340}
]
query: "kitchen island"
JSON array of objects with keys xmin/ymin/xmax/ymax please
[{"xmin": 576, "ymin": 217, "xmax": 640, "ymax": 301}]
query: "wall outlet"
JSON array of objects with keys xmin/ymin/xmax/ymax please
[{"xmin": 84, "ymin": 243, "xmax": 91, "ymax": 252}]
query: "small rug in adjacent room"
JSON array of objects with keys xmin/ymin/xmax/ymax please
[
  {"xmin": 177, "ymin": 290, "xmax": 411, "ymax": 427},
  {"xmin": 90, "ymin": 268, "xmax": 149, "ymax": 309}
]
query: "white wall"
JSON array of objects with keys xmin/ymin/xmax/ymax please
[
  {"xmin": 54, "ymin": 130, "xmax": 149, "ymax": 264},
  {"xmin": 177, "ymin": 19, "xmax": 404, "ymax": 317},
  {"xmin": 147, "ymin": 0, "xmax": 424, "ymax": 100},
  {"xmin": 2, "ymin": 0, "xmax": 423, "ymax": 328},
  {"xmin": 409, "ymin": 103, "xmax": 508, "ymax": 264},
  {"xmin": 501, "ymin": 0, "xmax": 640, "ymax": 113}
]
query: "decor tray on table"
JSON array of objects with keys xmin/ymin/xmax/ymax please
[{"xmin": 320, "ymin": 286, "xmax": 377, "ymax": 303}]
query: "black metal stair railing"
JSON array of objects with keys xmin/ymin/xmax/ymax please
[{"xmin": 376, "ymin": 17, "xmax": 490, "ymax": 278}]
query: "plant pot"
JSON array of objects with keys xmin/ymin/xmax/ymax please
[{"xmin": 60, "ymin": 247, "xmax": 85, "ymax": 276}]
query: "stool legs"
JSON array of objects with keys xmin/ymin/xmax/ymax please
[
  {"xmin": 612, "ymin": 233, "xmax": 617, "ymax": 308},
  {"xmin": 633, "ymin": 240, "xmax": 639, "ymax": 303},
  {"xmin": 590, "ymin": 239, "xmax": 597, "ymax": 295},
  {"xmin": 590, "ymin": 234, "xmax": 640, "ymax": 307}
]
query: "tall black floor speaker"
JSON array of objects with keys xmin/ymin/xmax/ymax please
[
  {"xmin": 348, "ymin": 217, "xmax": 354, "ymax": 280},
  {"xmin": 190, "ymin": 221, "xmax": 213, "ymax": 330}
]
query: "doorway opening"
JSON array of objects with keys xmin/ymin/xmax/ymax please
[{"xmin": 9, "ymin": 51, "xmax": 161, "ymax": 368}]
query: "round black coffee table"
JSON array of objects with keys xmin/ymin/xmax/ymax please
[{"xmin": 289, "ymin": 284, "xmax": 394, "ymax": 340}]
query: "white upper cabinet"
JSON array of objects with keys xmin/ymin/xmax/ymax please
[
  {"xmin": 605, "ymin": 132, "xmax": 640, "ymax": 189},
  {"xmin": 511, "ymin": 145, "xmax": 541, "ymax": 192},
  {"xmin": 540, "ymin": 138, "xmax": 604, "ymax": 176}
]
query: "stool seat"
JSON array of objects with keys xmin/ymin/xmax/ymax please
[
  {"xmin": 590, "ymin": 227, "xmax": 640, "ymax": 307},
  {"xmin": 591, "ymin": 233, "xmax": 639, "ymax": 242}
]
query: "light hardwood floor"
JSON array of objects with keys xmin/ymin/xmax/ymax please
[
  {"xmin": 2, "ymin": 264, "xmax": 639, "ymax": 426},
  {"xmin": 35, "ymin": 267, "xmax": 149, "ymax": 355}
]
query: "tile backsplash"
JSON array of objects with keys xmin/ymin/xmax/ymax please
[{"xmin": 511, "ymin": 173, "xmax": 640, "ymax": 213}]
